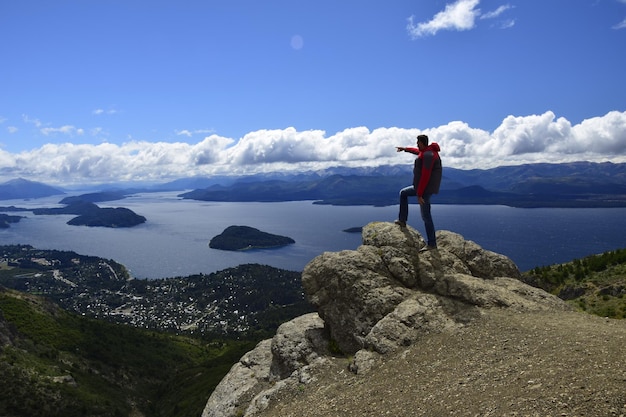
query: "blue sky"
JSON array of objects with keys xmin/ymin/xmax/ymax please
[{"xmin": 1, "ymin": 0, "xmax": 625, "ymax": 185}]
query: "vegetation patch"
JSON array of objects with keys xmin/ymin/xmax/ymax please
[
  {"xmin": 0, "ymin": 288, "xmax": 254, "ymax": 417},
  {"xmin": 522, "ymin": 248, "xmax": 626, "ymax": 319}
]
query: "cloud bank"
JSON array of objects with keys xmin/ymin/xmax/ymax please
[
  {"xmin": 1, "ymin": 111, "xmax": 625, "ymax": 186},
  {"xmin": 407, "ymin": 0, "xmax": 514, "ymax": 38}
]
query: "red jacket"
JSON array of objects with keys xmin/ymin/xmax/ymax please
[{"xmin": 404, "ymin": 143, "xmax": 442, "ymax": 197}]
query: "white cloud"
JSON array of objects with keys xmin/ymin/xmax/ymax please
[
  {"xmin": 90, "ymin": 127, "xmax": 105, "ymax": 136},
  {"xmin": 176, "ymin": 130, "xmax": 193, "ymax": 137},
  {"xmin": 40, "ymin": 125, "xmax": 85, "ymax": 136},
  {"xmin": 480, "ymin": 5, "xmax": 512, "ymax": 20},
  {"xmin": 613, "ymin": 18, "xmax": 626, "ymax": 29},
  {"xmin": 440, "ymin": 111, "xmax": 626, "ymax": 168},
  {"xmin": 92, "ymin": 108, "xmax": 118, "ymax": 115},
  {"xmin": 407, "ymin": 0, "xmax": 514, "ymax": 38},
  {"xmin": 407, "ymin": 0, "xmax": 480, "ymax": 38},
  {"xmin": 0, "ymin": 149, "xmax": 17, "ymax": 169},
  {"xmin": 7, "ymin": 126, "xmax": 18, "ymax": 134},
  {"xmin": 568, "ymin": 112, "xmax": 626, "ymax": 154},
  {"xmin": 498, "ymin": 19, "xmax": 516, "ymax": 29},
  {"xmin": 612, "ymin": 0, "xmax": 626, "ymax": 28},
  {"xmin": 1, "ymin": 111, "xmax": 626, "ymax": 185},
  {"xmin": 175, "ymin": 128, "xmax": 215, "ymax": 137},
  {"xmin": 22, "ymin": 114, "xmax": 43, "ymax": 128}
]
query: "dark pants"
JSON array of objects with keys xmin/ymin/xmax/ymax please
[{"xmin": 399, "ymin": 186, "xmax": 436, "ymax": 247}]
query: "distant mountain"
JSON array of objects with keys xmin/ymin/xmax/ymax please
[
  {"xmin": 5, "ymin": 161, "xmax": 626, "ymax": 207},
  {"xmin": 179, "ymin": 161, "xmax": 626, "ymax": 208},
  {"xmin": 155, "ymin": 175, "xmax": 240, "ymax": 191},
  {"xmin": 181, "ymin": 174, "xmax": 407, "ymax": 206},
  {"xmin": 0, "ymin": 178, "xmax": 64, "ymax": 200},
  {"xmin": 444, "ymin": 161, "xmax": 626, "ymax": 191}
]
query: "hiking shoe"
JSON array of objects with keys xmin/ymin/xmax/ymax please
[
  {"xmin": 419, "ymin": 245, "xmax": 437, "ymax": 252},
  {"xmin": 394, "ymin": 220, "xmax": 406, "ymax": 227}
]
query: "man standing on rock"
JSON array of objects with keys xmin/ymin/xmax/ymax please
[{"xmin": 395, "ymin": 134, "xmax": 442, "ymax": 251}]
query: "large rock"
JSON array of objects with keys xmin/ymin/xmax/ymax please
[
  {"xmin": 202, "ymin": 222, "xmax": 570, "ymax": 417},
  {"xmin": 201, "ymin": 339, "xmax": 273, "ymax": 417},
  {"xmin": 302, "ymin": 223, "xmax": 564, "ymax": 356},
  {"xmin": 269, "ymin": 313, "xmax": 329, "ymax": 380},
  {"xmin": 202, "ymin": 313, "xmax": 328, "ymax": 417}
]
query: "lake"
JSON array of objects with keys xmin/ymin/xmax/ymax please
[{"xmin": 2, "ymin": 192, "xmax": 626, "ymax": 278}]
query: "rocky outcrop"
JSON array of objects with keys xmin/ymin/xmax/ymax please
[
  {"xmin": 202, "ymin": 222, "xmax": 570, "ymax": 417},
  {"xmin": 203, "ymin": 313, "xmax": 328, "ymax": 417}
]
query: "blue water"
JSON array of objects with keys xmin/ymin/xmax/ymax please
[{"xmin": 2, "ymin": 192, "xmax": 625, "ymax": 278}]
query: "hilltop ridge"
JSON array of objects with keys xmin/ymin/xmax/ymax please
[
  {"xmin": 257, "ymin": 309, "xmax": 626, "ymax": 417},
  {"xmin": 203, "ymin": 222, "xmax": 626, "ymax": 417}
]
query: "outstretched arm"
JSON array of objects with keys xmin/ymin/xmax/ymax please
[{"xmin": 396, "ymin": 146, "xmax": 420, "ymax": 155}]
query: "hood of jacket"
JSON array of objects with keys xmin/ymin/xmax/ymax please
[{"xmin": 426, "ymin": 142, "xmax": 440, "ymax": 153}]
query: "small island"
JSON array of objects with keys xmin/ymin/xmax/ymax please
[
  {"xmin": 0, "ymin": 213, "xmax": 24, "ymax": 228},
  {"xmin": 67, "ymin": 207, "xmax": 146, "ymax": 227},
  {"xmin": 33, "ymin": 201, "xmax": 146, "ymax": 228},
  {"xmin": 209, "ymin": 225, "xmax": 295, "ymax": 251}
]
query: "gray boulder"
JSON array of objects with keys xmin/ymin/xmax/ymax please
[
  {"xmin": 202, "ymin": 222, "xmax": 570, "ymax": 416},
  {"xmin": 202, "ymin": 313, "xmax": 328, "ymax": 417},
  {"xmin": 302, "ymin": 223, "xmax": 563, "ymax": 357},
  {"xmin": 201, "ymin": 339, "xmax": 273, "ymax": 417},
  {"xmin": 269, "ymin": 312, "xmax": 329, "ymax": 380}
]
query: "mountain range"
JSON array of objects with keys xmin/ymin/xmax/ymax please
[
  {"xmin": 178, "ymin": 161, "xmax": 626, "ymax": 207},
  {"xmin": 0, "ymin": 178, "xmax": 65, "ymax": 200},
  {"xmin": 2, "ymin": 161, "xmax": 626, "ymax": 207}
]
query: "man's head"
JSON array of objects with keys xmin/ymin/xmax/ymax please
[{"xmin": 417, "ymin": 134, "xmax": 429, "ymax": 150}]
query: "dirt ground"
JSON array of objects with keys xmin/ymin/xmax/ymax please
[{"xmin": 258, "ymin": 309, "xmax": 626, "ymax": 417}]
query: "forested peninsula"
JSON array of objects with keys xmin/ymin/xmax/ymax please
[{"xmin": 34, "ymin": 201, "xmax": 146, "ymax": 228}]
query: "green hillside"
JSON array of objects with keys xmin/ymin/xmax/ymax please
[
  {"xmin": 521, "ymin": 248, "xmax": 626, "ymax": 318},
  {"xmin": 0, "ymin": 287, "xmax": 254, "ymax": 417},
  {"xmin": 2, "ymin": 245, "xmax": 625, "ymax": 417}
]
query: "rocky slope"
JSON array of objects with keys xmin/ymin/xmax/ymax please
[
  {"xmin": 256, "ymin": 309, "xmax": 626, "ymax": 417},
  {"xmin": 201, "ymin": 222, "xmax": 626, "ymax": 417}
]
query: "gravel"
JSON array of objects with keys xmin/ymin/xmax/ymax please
[{"xmin": 257, "ymin": 309, "xmax": 626, "ymax": 417}]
